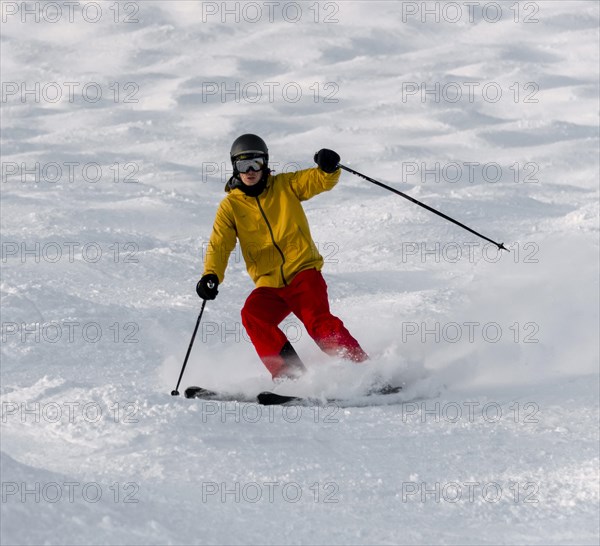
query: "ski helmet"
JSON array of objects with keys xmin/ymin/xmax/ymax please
[{"xmin": 230, "ymin": 134, "xmax": 269, "ymax": 167}]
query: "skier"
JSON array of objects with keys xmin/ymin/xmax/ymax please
[{"xmin": 196, "ymin": 134, "xmax": 368, "ymax": 381}]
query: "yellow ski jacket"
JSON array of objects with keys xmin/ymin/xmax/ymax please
[{"xmin": 203, "ymin": 167, "xmax": 340, "ymax": 288}]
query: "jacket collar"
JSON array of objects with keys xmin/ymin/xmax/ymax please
[{"xmin": 225, "ymin": 170, "xmax": 270, "ymax": 197}]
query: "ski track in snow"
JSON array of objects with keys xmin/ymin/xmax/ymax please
[{"xmin": 1, "ymin": 2, "xmax": 598, "ymax": 545}]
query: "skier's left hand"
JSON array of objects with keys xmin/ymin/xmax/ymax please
[{"xmin": 314, "ymin": 149, "xmax": 340, "ymax": 173}]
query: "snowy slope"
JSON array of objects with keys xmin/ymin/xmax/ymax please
[{"xmin": 1, "ymin": 1, "xmax": 599, "ymax": 545}]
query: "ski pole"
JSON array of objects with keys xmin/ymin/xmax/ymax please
[
  {"xmin": 339, "ymin": 164, "xmax": 508, "ymax": 251},
  {"xmin": 170, "ymin": 299, "xmax": 207, "ymax": 396}
]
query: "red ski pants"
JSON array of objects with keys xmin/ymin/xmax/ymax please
[{"xmin": 241, "ymin": 269, "xmax": 368, "ymax": 378}]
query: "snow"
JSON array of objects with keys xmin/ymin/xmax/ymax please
[{"xmin": 1, "ymin": 1, "xmax": 599, "ymax": 545}]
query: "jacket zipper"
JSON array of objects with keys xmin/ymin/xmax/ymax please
[{"xmin": 255, "ymin": 196, "xmax": 287, "ymax": 286}]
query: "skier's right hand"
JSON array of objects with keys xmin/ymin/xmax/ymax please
[{"xmin": 196, "ymin": 274, "xmax": 219, "ymax": 300}]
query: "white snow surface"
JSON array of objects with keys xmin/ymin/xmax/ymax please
[{"xmin": 1, "ymin": 2, "xmax": 599, "ymax": 545}]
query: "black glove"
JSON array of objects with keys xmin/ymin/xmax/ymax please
[
  {"xmin": 314, "ymin": 149, "xmax": 340, "ymax": 173},
  {"xmin": 196, "ymin": 274, "xmax": 219, "ymax": 300}
]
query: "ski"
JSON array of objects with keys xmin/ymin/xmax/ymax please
[
  {"xmin": 257, "ymin": 391, "xmax": 305, "ymax": 405},
  {"xmin": 257, "ymin": 384, "xmax": 403, "ymax": 406},
  {"xmin": 184, "ymin": 384, "xmax": 403, "ymax": 405},
  {"xmin": 185, "ymin": 386, "xmax": 311, "ymax": 404},
  {"xmin": 183, "ymin": 386, "xmax": 254, "ymax": 402}
]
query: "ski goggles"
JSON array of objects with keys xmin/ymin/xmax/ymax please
[{"xmin": 234, "ymin": 154, "xmax": 266, "ymax": 173}]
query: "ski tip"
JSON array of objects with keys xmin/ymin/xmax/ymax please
[{"xmin": 184, "ymin": 386, "xmax": 213, "ymax": 399}]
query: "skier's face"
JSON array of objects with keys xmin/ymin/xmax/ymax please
[{"xmin": 239, "ymin": 169, "xmax": 262, "ymax": 186}]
